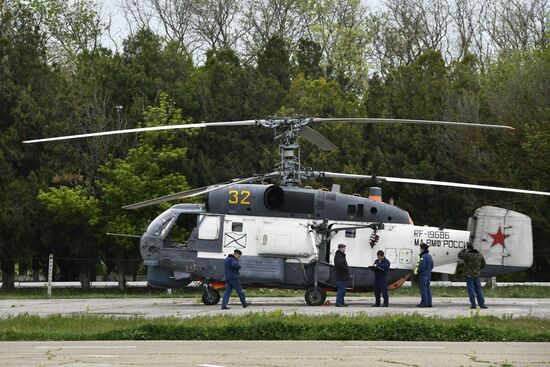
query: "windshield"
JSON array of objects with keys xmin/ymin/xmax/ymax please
[{"xmin": 146, "ymin": 209, "xmax": 175, "ymax": 236}]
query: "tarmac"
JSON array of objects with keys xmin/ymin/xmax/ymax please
[
  {"xmin": 1, "ymin": 296, "xmax": 550, "ymax": 318},
  {"xmin": 1, "ymin": 340, "xmax": 549, "ymax": 366},
  {"xmin": 2, "ymin": 297, "xmax": 550, "ymax": 366}
]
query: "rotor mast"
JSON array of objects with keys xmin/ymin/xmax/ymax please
[{"xmin": 256, "ymin": 117, "xmax": 312, "ymax": 186}]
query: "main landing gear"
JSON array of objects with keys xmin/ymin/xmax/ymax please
[
  {"xmin": 202, "ymin": 285, "xmax": 221, "ymax": 305},
  {"xmin": 304, "ymin": 287, "xmax": 327, "ymax": 306}
]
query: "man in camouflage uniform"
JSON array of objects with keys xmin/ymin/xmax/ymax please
[{"xmin": 458, "ymin": 243, "xmax": 488, "ymax": 309}]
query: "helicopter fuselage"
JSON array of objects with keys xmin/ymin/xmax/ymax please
[{"xmin": 139, "ymin": 184, "xmax": 472, "ymax": 298}]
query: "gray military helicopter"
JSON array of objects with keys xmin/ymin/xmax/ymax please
[{"xmin": 24, "ymin": 117, "xmax": 550, "ymax": 305}]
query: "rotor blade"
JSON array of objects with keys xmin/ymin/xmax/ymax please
[
  {"xmin": 316, "ymin": 171, "xmax": 550, "ymax": 196},
  {"xmin": 122, "ymin": 175, "xmax": 266, "ymax": 210},
  {"xmin": 106, "ymin": 233, "xmax": 142, "ymax": 239},
  {"xmin": 299, "ymin": 126, "xmax": 338, "ymax": 151},
  {"xmin": 312, "ymin": 117, "xmax": 514, "ymax": 130},
  {"xmin": 22, "ymin": 120, "xmax": 257, "ymax": 144}
]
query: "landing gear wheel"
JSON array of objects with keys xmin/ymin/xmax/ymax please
[
  {"xmin": 202, "ymin": 288, "xmax": 221, "ymax": 305},
  {"xmin": 304, "ymin": 287, "xmax": 327, "ymax": 306}
]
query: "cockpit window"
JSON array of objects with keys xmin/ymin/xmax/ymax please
[
  {"xmin": 198, "ymin": 215, "xmax": 221, "ymax": 240},
  {"xmin": 156, "ymin": 217, "xmax": 175, "ymax": 238},
  {"xmin": 146, "ymin": 209, "xmax": 175, "ymax": 235},
  {"xmin": 165, "ymin": 214, "xmax": 197, "ymax": 246}
]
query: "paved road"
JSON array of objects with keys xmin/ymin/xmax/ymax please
[
  {"xmin": 1, "ymin": 340, "xmax": 549, "ymax": 367},
  {"xmin": 1, "ymin": 296, "xmax": 550, "ymax": 318}
]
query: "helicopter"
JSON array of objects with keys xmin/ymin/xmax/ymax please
[{"xmin": 24, "ymin": 117, "xmax": 550, "ymax": 306}]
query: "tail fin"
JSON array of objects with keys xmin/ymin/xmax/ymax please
[{"xmin": 468, "ymin": 206, "xmax": 533, "ymax": 276}]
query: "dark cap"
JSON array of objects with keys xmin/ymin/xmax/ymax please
[
  {"xmin": 234, "ymin": 249, "xmax": 242, "ymax": 255},
  {"xmin": 420, "ymin": 243, "xmax": 429, "ymax": 250},
  {"xmin": 338, "ymin": 244, "xmax": 346, "ymax": 249}
]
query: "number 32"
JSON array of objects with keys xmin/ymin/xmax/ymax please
[{"xmin": 228, "ymin": 190, "xmax": 251, "ymax": 205}]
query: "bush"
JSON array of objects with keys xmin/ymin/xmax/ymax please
[{"xmin": 1, "ymin": 313, "xmax": 549, "ymax": 341}]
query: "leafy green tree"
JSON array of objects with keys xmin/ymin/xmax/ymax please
[
  {"xmin": 258, "ymin": 35, "xmax": 291, "ymax": 90},
  {"xmin": 0, "ymin": 1, "xmax": 59, "ymax": 288},
  {"xmin": 295, "ymin": 38, "xmax": 323, "ymax": 79},
  {"xmin": 96, "ymin": 94, "xmax": 192, "ymax": 288},
  {"xmin": 27, "ymin": 0, "xmax": 105, "ymax": 62},
  {"xmin": 38, "ymin": 185, "xmax": 100, "ymax": 288},
  {"xmin": 479, "ymin": 47, "xmax": 550, "ymax": 279},
  {"xmin": 307, "ymin": 0, "xmax": 371, "ymax": 93}
]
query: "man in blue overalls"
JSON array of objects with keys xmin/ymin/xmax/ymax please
[
  {"xmin": 415, "ymin": 243, "xmax": 433, "ymax": 308},
  {"xmin": 221, "ymin": 249, "xmax": 251, "ymax": 310},
  {"xmin": 371, "ymin": 250, "xmax": 391, "ymax": 307}
]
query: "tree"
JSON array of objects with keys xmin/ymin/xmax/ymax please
[
  {"xmin": 0, "ymin": 1, "xmax": 58, "ymax": 288},
  {"xmin": 191, "ymin": 0, "xmax": 244, "ymax": 52},
  {"xmin": 479, "ymin": 47, "xmax": 550, "ymax": 279},
  {"xmin": 27, "ymin": 0, "xmax": 105, "ymax": 62},
  {"xmin": 96, "ymin": 94, "xmax": 192, "ymax": 289},
  {"xmin": 38, "ymin": 185, "xmax": 101, "ymax": 288},
  {"xmin": 257, "ymin": 35, "xmax": 291, "ymax": 89},
  {"xmin": 307, "ymin": 0, "xmax": 372, "ymax": 92},
  {"xmin": 242, "ymin": 0, "xmax": 306, "ymax": 58},
  {"xmin": 125, "ymin": 0, "xmax": 198, "ymax": 51},
  {"xmin": 295, "ymin": 38, "xmax": 322, "ymax": 79}
]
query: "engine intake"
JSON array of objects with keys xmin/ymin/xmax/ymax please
[{"xmin": 264, "ymin": 185, "xmax": 285, "ymax": 210}]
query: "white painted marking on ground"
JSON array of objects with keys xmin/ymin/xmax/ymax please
[
  {"xmin": 35, "ymin": 346, "xmax": 137, "ymax": 349},
  {"xmin": 198, "ymin": 364, "xmax": 227, "ymax": 367},
  {"xmin": 344, "ymin": 346, "xmax": 445, "ymax": 349}
]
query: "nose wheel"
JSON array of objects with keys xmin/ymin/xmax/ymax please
[
  {"xmin": 304, "ymin": 287, "xmax": 327, "ymax": 306},
  {"xmin": 202, "ymin": 287, "xmax": 221, "ymax": 305}
]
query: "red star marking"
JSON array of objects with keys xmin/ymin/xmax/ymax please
[{"xmin": 488, "ymin": 227, "xmax": 510, "ymax": 247}]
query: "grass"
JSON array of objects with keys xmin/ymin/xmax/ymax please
[
  {"xmin": 0, "ymin": 312, "xmax": 549, "ymax": 341},
  {"xmin": 1, "ymin": 285, "xmax": 550, "ymax": 299}
]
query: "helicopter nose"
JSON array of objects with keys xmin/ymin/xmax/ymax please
[{"xmin": 140, "ymin": 234, "xmax": 162, "ymax": 260}]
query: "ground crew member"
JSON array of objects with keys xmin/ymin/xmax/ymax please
[
  {"xmin": 415, "ymin": 243, "xmax": 433, "ymax": 307},
  {"xmin": 221, "ymin": 249, "xmax": 251, "ymax": 310},
  {"xmin": 458, "ymin": 243, "xmax": 488, "ymax": 309},
  {"xmin": 371, "ymin": 250, "xmax": 391, "ymax": 307},
  {"xmin": 334, "ymin": 243, "xmax": 350, "ymax": 307}
]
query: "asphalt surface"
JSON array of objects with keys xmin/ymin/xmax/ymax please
[
  {"xmin": 1, "ymin": 296, "xmax": 550, "ymax": 318},
  {"xmin": 1, "ymin": 341, "xmax": 549, "ymax": 366}
]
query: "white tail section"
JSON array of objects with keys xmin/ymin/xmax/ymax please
[{"xmin": 468, "ymin": 206, "xmax": 533, "ymax": 276}]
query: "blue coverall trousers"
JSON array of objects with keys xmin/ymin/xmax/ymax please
[
  {"xmin": 419, "ymin": 275, "xmax": 432, "ymax": 306},
  {"xmin": 221, "ymin": 279, "xmax": 247, "ymax": 308},
  {"xmin": 374, "ymin": 280, "xmax": 389, "ymax": 306},
  {"xmin": 466, "ymin": 277, "xmax": 486, "ymax": 308},
  {"xmin": 336, "ymin": 280, "xmax": 347, "ymax": 305}
]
